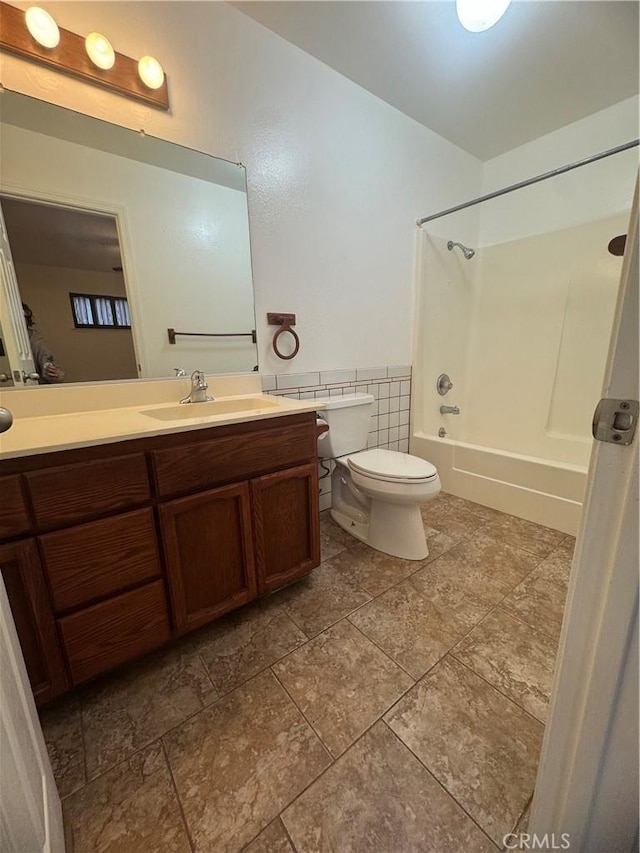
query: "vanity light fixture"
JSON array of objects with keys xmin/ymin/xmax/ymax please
[
  {"xmin": 456, "ymin": 0, "xmax": 512, "ymax": 32},
  {"xmin": 0, "ymin": 0, "xmax": 169, "ymax": 110},
  {"xmin": 137, "ymin": 55, "xmax": 164, "ymax": 90},
  {"xmin": 25, "ymin": 6, "xmax": 59, "ymax": 49},
  {"xmin": 85, "ymin": 32, "xmax": 115, "ymax": 71}
]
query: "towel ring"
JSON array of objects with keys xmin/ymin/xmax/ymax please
[
  {"xmin": 267, "ymin": 312, "xmax": 300, "ymax": 360},
  {"xmin": 272, "ymin": 324, "xmax": 300, "ymax": 360}
]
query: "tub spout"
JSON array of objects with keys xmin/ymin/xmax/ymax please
[{"xmin": 440, "ymin": 405, "xmax": 460, "ymax": 415}]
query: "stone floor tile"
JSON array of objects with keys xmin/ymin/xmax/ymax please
[
  {"xmin": 323, "ymin": 542, "xmax": 425, "ymax": 597},
  {"xmin": 82, "ymin": 640, "xmax": 217, "ymax": 780},
  {"xmin": 348, "ymin": 580, "xmax": 466, "ymax": 678},
  {"xmin": 452, "ymin": 609, "xmax": 558, "ymax": 722},
  {"xmin": 319, "ymin": 511, "xmax": 357, "ymax": 560},
  {"xmin": 420, "ymin": 495, "xmax": 489, "ymax": 542},
  {"xmin": 282, "ymin": 720, "xmax": 496, "ymax": 852},
  {"xmin": 63, "ymin": 742, "xmax": 190, "ymax": 853},
  {"xmin": 39, "ymin": 693, "xmax": 85, "ymax": 798},
  {"xmin": 164, "ymin": 671, "xmax": 330, "ymax": 852},
  {"xmin": 273, "ymin": 561, "xmax": 371, "ymax": 637},
  {"xmin": 501, "ymin": 547, "xmax": 573, "ymax": 640},
  {"xmin": 479, "ymin": 514, "xmax": 565, "ymax": 558},
  {"xmin": 273, "ymin": 620, "xmax": 413, "ymax": 756},
  {"xmin": 194, "ymin": 596, "xmax": 307, "ymax": 694},
  {"xmin": 245, "ymin": 818, "xmax": 295, "ymax": 853},
  {"xmin": 438, "ymin": 492, "xmax": 506, "ymax": 523},
  {"xmin": 385, "ymin": 656, "xmax": 543, "ymax": 845},
  {"xmin": 409, "ymin": 533, "xmax": 540, "ymax": 627}
]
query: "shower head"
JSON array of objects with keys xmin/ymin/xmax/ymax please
[{"xmin": 447, "ymin": 240, "xmax": 475, "ymax": 260}]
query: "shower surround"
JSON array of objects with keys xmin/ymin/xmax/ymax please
[{"xmin": 412, "ymin": 212, "xmax": 630, "ymax": 536}]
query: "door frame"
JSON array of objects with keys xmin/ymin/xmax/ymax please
[{"xmin": 529, "ymin": 179, "xmax": 639, "ymax": 847}]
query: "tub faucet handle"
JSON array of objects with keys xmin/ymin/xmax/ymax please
[{"xmin": 437, "ymin": 373, "xmax": 453, "ymax": 396}]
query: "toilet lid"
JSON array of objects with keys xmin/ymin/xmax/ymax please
[{"xmin": 348, "ymin": 449, "xmax": 438, "ymax": 483}]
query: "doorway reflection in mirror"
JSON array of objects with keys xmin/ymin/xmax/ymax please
[{"xmin": 2, "ymin": 197, "xmax": 138, "ymax": 385}]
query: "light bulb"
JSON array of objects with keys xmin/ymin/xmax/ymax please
[
  {"xmin": 456, "ymin": 0, "xmax": 512, "ymax": 32},
  {"xmin": 85, "ymin": 32, "xmax": 115, "ymax": 70},
  {"xmin": 25, "ymin": 6, "xmax": 60, "ymax": 49},
  {"xmin": 137, "ymin": 55, "xmax": 164, "ymax": 90}
]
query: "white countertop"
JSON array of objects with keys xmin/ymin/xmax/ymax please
[{"xmin": 0, "ymin": 390, "xmax": 323, "ymax": 460}]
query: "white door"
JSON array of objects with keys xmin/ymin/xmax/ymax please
[
  {"xmin": 0, "ymin": 576, "xmax": 65, "ymax": 853},
  {"xmin": 0, "ymin": 200, "xmax": 36, "ymax": 383},
  {"xmin": 529, "ymin": 180, "xmax": 639, "ymax": 848}
]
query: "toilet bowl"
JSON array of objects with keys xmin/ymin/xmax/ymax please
[{"xmin": 319, "ymin": 394, "xmax": 441, "ymax": 560}]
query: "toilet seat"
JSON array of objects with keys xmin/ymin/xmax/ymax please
[{"xmin": 346, "ymin": 449, "xmax": 438, "ymax": 484}]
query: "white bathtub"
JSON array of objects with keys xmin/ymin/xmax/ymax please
[{"xmin": 411, "ymin": 431, "xmax": 588, "ymax": 535}]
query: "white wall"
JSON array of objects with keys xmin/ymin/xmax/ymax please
[
  {"xmin": 479, "ymin": 96, "xmax": 639, "ymax": 246},
  {"xmin": 1, "ymin": 1, "xmax": 482, "ymax": 378}
]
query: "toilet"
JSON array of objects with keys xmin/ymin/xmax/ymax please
[{"xmin": 318, "ymin": 393, "xmax": 441, "ymax": 560}]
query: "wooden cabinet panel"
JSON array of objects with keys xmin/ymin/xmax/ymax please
[
  {"xmin": 152, "ymin": 420, "xmax": 316, "ymax": 498},
  {"xmin": 0, "ymin": 539, "xmax": 68, "ymax": 705},
  {"xmin": 0, "ymin": 475, "xmax": 31, "ymax": 538},
  {"xmin": 41, "ymin": 508, "xmax": 161, "ymax": 613},
  {"xmin": 26, "ymin": 454, "xmax": 150, "ymax": 529},
  {"xmin": 159, "ymin": 483, "xmax": 257, "ymax": 633},
  {"xmin": 59, "ymin": 580, "xmax": 170, "ymax": 685},
  {"xmin": 252, "ymin": 463, "xmax": 320, "ymax": 593}
]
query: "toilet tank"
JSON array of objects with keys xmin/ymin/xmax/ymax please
[{"xmin": 318, "ymin": 393, "xmax": 374, "ymax": 458}]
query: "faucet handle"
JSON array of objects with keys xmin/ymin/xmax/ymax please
[{"xmin": 174, "ymin": 367, "xmax": 187, "ymax": 377}]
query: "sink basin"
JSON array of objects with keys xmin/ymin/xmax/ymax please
[{"xmin": 141, "ymin": 397, "xmax": 281, "ymax": 421}]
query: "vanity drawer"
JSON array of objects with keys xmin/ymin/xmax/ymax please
[
  {"xmin": 0, "ymin": 475, "xmax": 31, "ymax": 539},
  {"xmin": 26, "ymin": 453, "xmax": 150, "ymax": 528},
  {"xmin": 41, "ymin": 508, "xmax": 161, "ymax": 612},
  {"xmin": 59, "ymin": 580, "xmax": 170, "ymax": 684},
  {"xmin": 152, "ymin": 420, "xmax": 316, "ymax": 498}
]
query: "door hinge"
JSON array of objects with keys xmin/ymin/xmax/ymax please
[{"xmin": 592, "ymin": 398, "xmax": 639, "ymax": 445}]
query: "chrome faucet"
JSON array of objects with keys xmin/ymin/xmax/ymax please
[
  {"xmin": 440, "ymin": 405, "xmax": 460, "ymax": 415},
  {"xmin": 180, "ymin": 370, "xmax": 214, "ymax": 404}
]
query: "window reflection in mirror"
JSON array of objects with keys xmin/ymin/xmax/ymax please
[{"xmin": 1, "ymin": 197, "xmax": 138, "ymax": 384}]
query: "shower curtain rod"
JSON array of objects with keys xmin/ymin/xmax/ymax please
[{"xmin": 416, "ymin": 139, "xmax": 639, "ymax": 226}]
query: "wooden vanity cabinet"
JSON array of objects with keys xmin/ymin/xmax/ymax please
[
  {"xmin": 0, "ymin": 412, "xmax": 320, "ymax": 705},
  {"xmin": 0, "ymin": 539, "xmax": 69, "ymax": 704},
  {"xmin": 160, "ymin": 482, "xmax": 257, "ymax": 635},
  {"xmin": 252, "ymin": 463, "xmax": 320, "ymax": 593}
]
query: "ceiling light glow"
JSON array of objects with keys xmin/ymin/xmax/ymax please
[
  {"xmin": 456, "ymin": 0, "xmax": 512, "ymax": 32},
  {"xmin": 25, "ymin": 6, "xmax": 60, "ymax": 48},
  {"xmin": 85, "ymin": 32, "xmax": 115, "ymax": 70},
  {"xmin": 137, "ymin": 55, "xmax": 164, "ymax": 90}
]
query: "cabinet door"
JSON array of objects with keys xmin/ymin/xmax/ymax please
[
  {"xmin": 251, "ymin": 463, "xmax": 320, "ymax": 593},
  {"xmin": 159, "ymin": 483, "xmax": 257, "ymax": 634},
  {"xmin": 0, "ymin": 539, "xmax": 68, "ymax": 706}
]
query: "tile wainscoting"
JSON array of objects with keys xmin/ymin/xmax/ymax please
[{"xmin": 261, "ymin": 366, "xmax": 412, "ymax": 511}]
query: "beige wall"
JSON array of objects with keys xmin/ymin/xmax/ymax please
[{"xmin": 16, "ymin": 265, "xmax": 138, "ymax": 383}]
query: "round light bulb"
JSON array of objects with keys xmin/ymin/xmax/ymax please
[
  {"xmin": 85, "ymin": 32, "xmax": 115, "ymax": 70},
  {"xmin": 137, "ymin": 55, "xmax": 164, "ymax": 90},
  {"xmin": 25, "ymin": 6, "xmax": 60, "ymax": 49},
  {"xmin": 455, "ymin": 0, "xmax": 512, "ymax": 32}
]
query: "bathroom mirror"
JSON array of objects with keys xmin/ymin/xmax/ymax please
[
  {"xmin": 0, "ymin": 89, "xmax": 257, "ymax": 388},
  {"xmin": 0, "ymin": 317, "xmax": 14, "ymax": 386}
]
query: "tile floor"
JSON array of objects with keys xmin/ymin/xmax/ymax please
[{"xmin": 40, "ymin": 492, "xmax": 575, "ymax": 853}]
